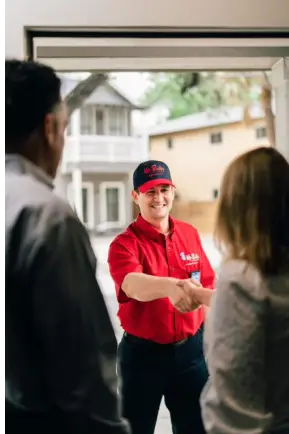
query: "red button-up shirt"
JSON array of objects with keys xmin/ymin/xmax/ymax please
[{"xmin": 108, "ymin": 214, "xmax": 215, "ymax": 344}]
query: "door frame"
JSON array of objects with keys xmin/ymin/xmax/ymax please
[{"xmin": 31, "ymin": 34, "xmax": 289, "ymax": 71}]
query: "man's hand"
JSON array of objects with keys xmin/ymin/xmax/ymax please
[
  {"xmin": 168, "ymin": 280, "xmax": 200, "ymax": 313},
  {"xmin": 181, "ymin": 279, "xmax": 214, "ymax": 308}
]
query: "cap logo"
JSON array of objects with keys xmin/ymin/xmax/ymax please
[{"xmin": 144, "ymin": 164, "xmax": 165, "ymax": 176}]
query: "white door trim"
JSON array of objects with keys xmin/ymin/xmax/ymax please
[
  {"xmin": 99, "ymin": 181, "xmax": 125, "ymax": 229},
  {"xmin": 33, "ymin": 37, "xmax": 289, "ymax": 71},
  {"xmin": 67, "ymin": 181, "xmax": 94, "ymax": 230}
]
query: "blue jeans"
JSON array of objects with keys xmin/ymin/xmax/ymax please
[{"xmin": 117, "ymin": 327, "xmax": 208, "ymax": 434}]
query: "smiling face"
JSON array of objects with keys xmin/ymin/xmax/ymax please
[{"xmin": 132, "ymin": 184, "xmax": 175, "ymax": 224}]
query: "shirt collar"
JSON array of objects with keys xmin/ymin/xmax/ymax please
[
  {"xmin": 134, "ymin": 213, "xmax": 175, "ymax": 241},
  {"xmin": 5, "ymin": 154, "xmax": 54, "ymax": 190}
]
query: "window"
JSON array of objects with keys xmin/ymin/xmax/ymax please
[
  {"xmin": 167, "ymin": 137, "xmax": 173, "ymax": 149},
  {"xmin": 213, "ymin": 189, "xmax": 219, "ymax": 199},
  {"xmin": 118, "ymin": 109, "xmax": 127, "ymax": 136},
  {"xmin": 80, "ymin": 106, "xmax": 93, "ymax": 134},
  {"xmin": 255, "ymin": 126, "xmax": 267, "ymax": 139},
  {"xmin": 67, "ymin": 182, "xmax": 94, "ymax": 229},
  {"xmin": 82, "ymin": 187, "xmax": 88, "ymax": 224},
  {"xmin": 99, "ymin": 182, "xmax": 125, "ymax": 228},
  {"xmin": 108, "ymin": 107, "xmax": 127, "ymax": 136},
  {"xmin": 81, "ymin": 183, "xmax": 94, "ymax": 228},
  {"xmin": 95, "ymin": 109, "xmax": 104, "ymax": 135},
  {"xmin": 106, "ymin": 188, "xmax": 119, "ymax": 222},
  {"xmin": 210, "ymin": 132, "xmax": 222, "ymax": 144}
]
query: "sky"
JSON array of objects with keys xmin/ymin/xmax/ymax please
[{"xmin": 110, "ymin": 72, "xmax": 151, "ymax": 104}]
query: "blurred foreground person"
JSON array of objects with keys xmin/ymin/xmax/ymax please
[
  {"xmin": 201, "ymin": 147, "xmax": 289, "ymax": 433},
  {"xmin": 5, "ymin": 59, "xmax": 130, "ymax": 434}
]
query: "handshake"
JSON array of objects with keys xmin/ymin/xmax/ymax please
[{"xmin": 169, "ymin": 278, "xmax": 212, "ymax": 313}]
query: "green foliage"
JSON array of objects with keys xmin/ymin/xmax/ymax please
[{"xmin": 142, "ymin": 72, "xmax": 264, "ymax": 120}]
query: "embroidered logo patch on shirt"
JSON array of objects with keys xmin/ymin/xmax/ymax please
[{"xmin": 180, "ymin": 252, "xmax": 200, "ymax": 262}]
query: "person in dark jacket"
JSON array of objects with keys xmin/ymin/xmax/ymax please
[{"xmin": 5, "ymin": 59, "xmax": 130, "ymax": 434}]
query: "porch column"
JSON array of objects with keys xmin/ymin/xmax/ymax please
[
  {"xmin": 271, "ymin": 57, "xmax": 289, "ymax": 161},
  {"xmin": 72, "ymin": 169, "xmax": 83, "ymax": 221},
  {"xmin": 71, "ymin": 109, "xmax": 83, "ymax": 221}
]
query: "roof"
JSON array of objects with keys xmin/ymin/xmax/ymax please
[
  {"xmin": 148, "ymin": 105, "xmax": 267, "ymax": 137},
  {"xmin": 59, "ymin": 74, "xmax": 141, "ymax": 109}
]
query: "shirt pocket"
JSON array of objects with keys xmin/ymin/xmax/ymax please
[{"xmin": 183, "ymin": 261, "xmax": 201, "ymax": 282}]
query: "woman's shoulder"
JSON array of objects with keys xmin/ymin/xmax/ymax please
[
  {"xmin": 219, "ymin": 259, "xmax": 261, "ymax": 282},
  {"xmin": 218, "ymin": 259, "xmax": 265, "ymax": 302}
]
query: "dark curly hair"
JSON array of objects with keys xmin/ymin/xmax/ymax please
[{"xmin": 5, "ymin": 59, "xmax": 61, "ymax": 149}]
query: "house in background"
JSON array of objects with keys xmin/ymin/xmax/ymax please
[
  {"xmin": 148, "ymin": 105, "xmax": 270, "ymax": 233},
  {"xmin": 55, "ymin": 76, "xmax": 148, "ymax": 233},
  {"xmin": 149, "ymin": 105, "xmax": 270, "ymax": 202}
]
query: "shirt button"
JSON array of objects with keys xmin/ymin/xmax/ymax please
[{"xmin": 171, "ymin": 267, "xmax": 175, "ymax": 271}]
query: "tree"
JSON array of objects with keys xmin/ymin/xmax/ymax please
[
  {"xmin": 197, "ymin": 72, "xmax": 276, "ymax": 147},
  {"xmin": 64, "ymin": 73, "xmax": 108, "ymax": 117},
  {"xmin": 142, "ymin": 72, "xmax": 276, "ymax": 147},
  {"xmin": 142, "ymin": 72, "xmax": 226, "ymax": 119},
  {"xmin": 259, "ymin": 74, "xmax": 275, "ymax": 148}
]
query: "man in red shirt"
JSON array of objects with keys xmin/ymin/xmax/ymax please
[{"xmin": 108, "ymin": 160, "xmax": 215, "ymax": 434}]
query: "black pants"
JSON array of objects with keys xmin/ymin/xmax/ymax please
[
  {"xmin": 5, "ymin": 407, "xmax": 130, "ymax": 434},
  {"xmin": 117, "ymin": 327, "xmax": 208, "ymax": 434}
]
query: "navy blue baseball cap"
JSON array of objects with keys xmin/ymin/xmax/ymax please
[{"xmin": 133, "ymin": 160, "xmax": 176, "ymax": 193}]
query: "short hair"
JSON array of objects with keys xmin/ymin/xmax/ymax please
[
  {"xmin": 214, "ymin": 146, "xmax": 289, "ymax": 275},
  {"xmin": 5, "ymin": 59, "xmax": 61, "ymax": 146}
]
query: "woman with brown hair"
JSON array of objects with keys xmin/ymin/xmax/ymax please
[{"xmin": 200, "ymin": 146, "xmax": 289, "ymax": 433}]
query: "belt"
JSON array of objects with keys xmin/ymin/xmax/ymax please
[{"xmin": 123, "ymin": 332, "xmax": 189, "ymax": 346}]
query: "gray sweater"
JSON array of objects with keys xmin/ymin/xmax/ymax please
[{"xmin": 201, "ymin": 259, "xmax": 289, "ymax": 434}]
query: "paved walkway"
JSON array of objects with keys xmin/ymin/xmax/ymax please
[{"xmin": 101, "ymin": 292, "xmax": 171, "ymax": 433}]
